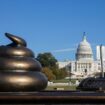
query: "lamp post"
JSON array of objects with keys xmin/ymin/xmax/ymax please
[{"xmin": 100, "ymin": 44, "xmax": 104, "ymax": 78}]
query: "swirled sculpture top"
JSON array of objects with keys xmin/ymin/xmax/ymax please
[
  {"xmin": 6, "ymin": 33, "xmax": 27, "ymax": 47},
  {"xmin": 0, "ymin": 33, "xmax": 48, "ymax": 92}
]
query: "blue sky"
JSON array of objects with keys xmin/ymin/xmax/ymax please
[{"xmin": 0, "ymin": 0, "xmax": 105, "ymax": 61}]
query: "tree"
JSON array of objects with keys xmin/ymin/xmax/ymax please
[
  {"xmin": 59, "ymin": 68, "xmax": 68, "ymax": 79},
  {"xmin": 36, "ymin": 52, "xmax": 67, "ymax": 80},
  {"xmin": 42, "ymin": 67, "xmax": 56, "ymax": 81},
  {"xmin": 52, "ymin": 68, "xmax": 68, "ymax": 80},
  {"xmin": 36, "ymin": 52, "xmax": 57, "ymax": 68}
]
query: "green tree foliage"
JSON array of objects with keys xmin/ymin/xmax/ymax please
[
  {"xmin": 36, "ymin": 52, "xmax": 68, "ymax": 80},
  {"xmin": 36, "ymin": 52, "xmax": 57, "ymax": 68},
  {"xmin": 60, "ymin": 68, "xmax": 68, "ymax": 79},
  {"xmin": 42, "ymin": 67, "xmax": 56, "ymax": 81},
  {"xmin": 52, "ymin": 68, "xmax": 68, "ymax": 80}
]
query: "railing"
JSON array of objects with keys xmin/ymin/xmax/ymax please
[{"xmin": 0, "ymin": 91, "xmax": 105, "ymax": 104}]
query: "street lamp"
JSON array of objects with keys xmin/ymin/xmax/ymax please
[{"xmin": 100, "ymin": 44, "xmax": 104, "ymax": 78}]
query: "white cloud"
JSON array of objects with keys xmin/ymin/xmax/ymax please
[{"xmin": 52, "ymin": 48, "xmax": 76, "ymax": 53}]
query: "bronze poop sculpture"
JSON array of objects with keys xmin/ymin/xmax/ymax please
[{"xmin": 0, "ymin": 33, "xmax": 48, "ymax": 92}]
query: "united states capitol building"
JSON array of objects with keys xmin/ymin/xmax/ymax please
[{"xmin": 58, "ymin": 35, "xmax": 101, "ymax": 79}]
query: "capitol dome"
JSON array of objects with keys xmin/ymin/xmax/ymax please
[{"xmin": 76, "ymin": 34, "xmax": 93, "ymax": 61}]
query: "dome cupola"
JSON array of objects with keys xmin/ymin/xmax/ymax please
[{"xmin": 76, "ymin": 33, "xmax": 93, "ymax": 61}]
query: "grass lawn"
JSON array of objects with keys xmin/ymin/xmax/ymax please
[
  {"xmin": 51, "ymin": 79, "xmax": 77, "ymax": 84},
  {"xmin": 46, "ymin": 85, "xmax": 76, "ymax": 90}
]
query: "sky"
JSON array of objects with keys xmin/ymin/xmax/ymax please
[{"xmin": 0, "ymin": 0, "xmax": 105, "ymax": 61}]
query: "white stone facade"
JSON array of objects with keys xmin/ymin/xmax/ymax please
[{"xmin": 57, "ymin": 35, "xmax": 100, "ymax": 79}]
